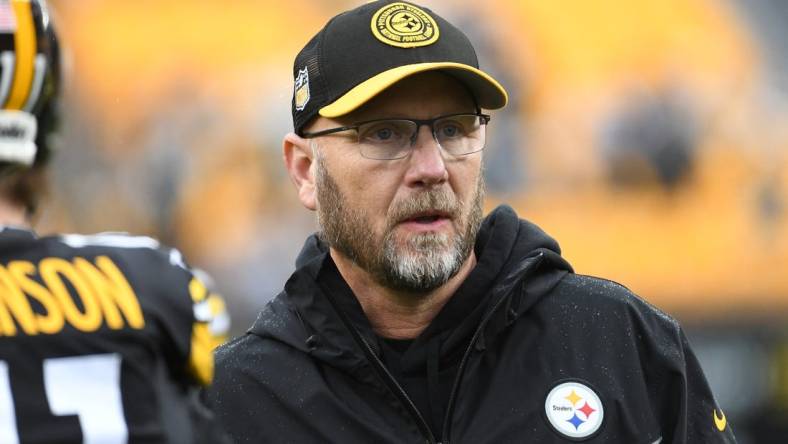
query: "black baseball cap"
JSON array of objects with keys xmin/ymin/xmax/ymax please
[{"xmin": 291, "ymin": 0, "xmax": 508, "ymax": 135}]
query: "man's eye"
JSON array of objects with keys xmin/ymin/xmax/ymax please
[
  {"xmin": 437, "ymin": 122, "xmax": 466, "ymax": 139},
  {"xmin": 374, "ymin": 128, "xmax": 394, "ymax": 140},
  {"xmin": 440, "ymin": 124, "xmax": 461, "ymax": 138},
  {"xmin": 360, "ymin": 123, "xmax": 407, "ymax": 143}
]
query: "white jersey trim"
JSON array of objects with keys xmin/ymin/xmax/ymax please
[
  {"xmin": 59, "ymin": 233, "xmax": 189, "ymax": 270},
  {"xmin": 60, "ymin": 233, "xmax": 161, "ymax": 250}
]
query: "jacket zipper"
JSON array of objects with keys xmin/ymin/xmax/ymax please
[
  {"xmin": 325, "ymin": 292, "xmax": 438, "ymax": 444},
  {"xmin": 440, "ymin": 253, "xmax": 544, "ymax": 444},
  {"xmin": 353, "ymin": 330, "xmax": 439, "ymax": 444}
]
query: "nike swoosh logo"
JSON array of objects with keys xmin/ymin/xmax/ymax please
[{"xmin": 713, "ymin": 409, "xmax": 727, "ymax": 431}]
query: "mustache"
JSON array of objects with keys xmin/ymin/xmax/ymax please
[{"xmin": 387, "ymin": 188, "xmax": 460, "ymax": 228}]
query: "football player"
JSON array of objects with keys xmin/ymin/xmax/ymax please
[{"xmin": 0, "ymin": 1, "xmax": 230, "ymax": 442}]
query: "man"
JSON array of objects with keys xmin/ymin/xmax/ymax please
[
  {"xmin": 0, "ymin": 1, "xmax": 229, "ymax": 442},
  {"xmin": 208, "ymin": 1, "xmax": 736, "ymax": 443}
]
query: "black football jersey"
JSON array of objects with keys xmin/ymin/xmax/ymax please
[{"xmin": 0, "ymin": 227, "xmax": 229, "ymax": 443}]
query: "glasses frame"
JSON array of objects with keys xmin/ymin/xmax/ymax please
[{"xmin": 301, "ymin": 112, "xmax": 491, "ymax": 160}]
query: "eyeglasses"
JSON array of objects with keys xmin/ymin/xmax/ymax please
[{"xmin": 301, "ymin": 112, "xmax": 491, "ymax": 160}]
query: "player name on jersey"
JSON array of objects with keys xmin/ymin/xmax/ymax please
[{"xmin": 0, "ymin": 255, "xmax": 144, "ymax": 336}]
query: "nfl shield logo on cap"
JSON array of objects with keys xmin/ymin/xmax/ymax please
[{"xmin": 294, "ymin": 67, "xmax": 310, "ymax": 112}]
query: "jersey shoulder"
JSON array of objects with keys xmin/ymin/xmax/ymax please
[
  {"xmin": 34, "ymin": 231, "xmax": 196, "ymax": 296},
  {"xmin": 52, "ymin": 231, "xmax": 189, "ymax": 269},
  {"xmin": 1, "ymin": 231, "xmax": 199, "ymax": 333}
]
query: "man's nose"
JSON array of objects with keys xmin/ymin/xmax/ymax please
[{"xmin": 403, "ymin": 125, "xmax": 448, "ymax": 187}]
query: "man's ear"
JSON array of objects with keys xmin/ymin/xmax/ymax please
[{"xmin": 283, "ymin": 132, "xmax": 317, "ymax": 210}]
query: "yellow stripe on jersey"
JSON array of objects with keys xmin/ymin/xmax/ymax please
[
  {"xmin": 6, "ymin": 0, "xmax": 36, "ymax": 110},
  {"xmin": 187, "ymin": 277, "xmax": 229, "ymax": 386}
]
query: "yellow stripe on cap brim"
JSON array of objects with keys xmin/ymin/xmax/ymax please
[{"xmin": 319, "ymin": 62, "xmax": 508, "ymax": 118}]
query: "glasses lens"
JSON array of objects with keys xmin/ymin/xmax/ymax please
[
  {"xmin": 357, "ymin": 120, "xmax": 416, "ymax": 160},
  {"xmin": 434, "ymin": 114, "xmax": 486, "ymax": 156}
]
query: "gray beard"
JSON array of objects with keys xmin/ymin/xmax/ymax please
[{"xmin": 315, "ymin": 155, "xmax": 484, "ymax": 294}]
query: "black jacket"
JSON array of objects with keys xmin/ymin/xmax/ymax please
[{"xmin": 207, "ymin": 206, "xmax": 736, "ymax": 443}]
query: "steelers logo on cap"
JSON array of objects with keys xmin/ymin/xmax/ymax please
[
  {"xmin": 371, "ymin": 2, "xmax": 439, "ymax": 48},
  {"xmin": 544, "ymin": 380, "xmax": 605, "ymax": 440}
]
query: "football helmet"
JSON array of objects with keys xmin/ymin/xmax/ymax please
[{"xmin": 0, "ymin": 0, "xmax": 60, "ymax": 168}]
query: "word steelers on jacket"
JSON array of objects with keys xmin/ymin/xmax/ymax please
[{"xmin": 544, "ymin": 380, "xmax": 605, "ymax": 439}]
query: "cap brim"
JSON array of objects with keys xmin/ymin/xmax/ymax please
[{"xmin": 318, "ymin": 62, "xmax": 508, "ymax": 118}]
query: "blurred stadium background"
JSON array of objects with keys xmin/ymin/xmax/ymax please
[{"xmin": 42, "ymin": 0, "xmax": 787, "ymax": 441}]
